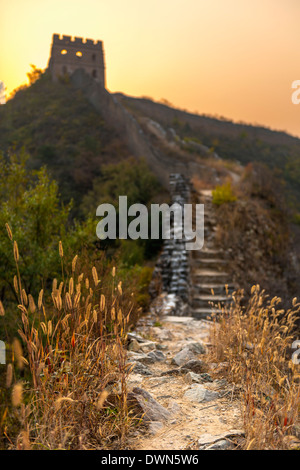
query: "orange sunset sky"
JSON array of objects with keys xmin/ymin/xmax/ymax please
[{"xmin": 1, "ymin": 0, "xmax": 300, "ymax": 137}]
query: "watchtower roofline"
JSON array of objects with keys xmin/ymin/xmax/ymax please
[
  {"xmin": 52, "ymin": 34, "xmax": 104, "ymax": 49},
  {"xmin": 48, "ymin": 33, "xmax": 105, "ymax": 87}
]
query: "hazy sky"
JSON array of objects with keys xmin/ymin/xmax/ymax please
[{"xmin": 1, "ymin": 0, "xmax": 300, "ymax": 137}]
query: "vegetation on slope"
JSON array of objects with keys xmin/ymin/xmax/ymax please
[
  {"xmin": 0, "ymin": 70, "xmax": 130, "ymax": 207},
  {"xmin": 117, "ymin": 94, "xmax": 300, "ymax": 215}
]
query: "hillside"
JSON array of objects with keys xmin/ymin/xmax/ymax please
[
  {"xmin": 116, "ymin": 93, "xmax": 300, "ymax": 214},
  {"xmin": 0, "ymin": 72, "xmax": 132, "ymax": 208}
]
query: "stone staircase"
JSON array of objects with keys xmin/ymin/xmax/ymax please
[
  {"xmin": 150, "ymin": 177, "xmax": 234, "ymax": 321},
  {"xmin": 191, "ymin": 189, "xmax": 234, "ymax": 319}
]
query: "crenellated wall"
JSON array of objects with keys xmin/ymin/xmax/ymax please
[{"xmin": 48, "ymin": 34, "xmax": 105, "ymax": 86}]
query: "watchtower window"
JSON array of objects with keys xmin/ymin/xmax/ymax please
[
  {"xmin": 92, "ymin": 70, "xmax": 97, "ymax": 78},
  {"xmin": 76, "ymin": 51, "xmax": 82, "ymax": 57},
  {"xmin": 92, "ymin": 53, "xmax": 96, "ymax": 61},
  {"xmin": 61, "ymin": 49, "xmax": 68, "ymax": 55}
]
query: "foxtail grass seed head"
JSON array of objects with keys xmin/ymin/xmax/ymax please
[
  {"xmin": 48, "ymin": 320, "xmax": 53, "ymax": 337},
  {"xmin": 54, "ymin": 396, "xmax": 75, "ymax": 411},
  {"xmin": 12, "ymin": 382, "xmax": 23, "ymax": 407},
  {"xmin": 66, "ymin": 292, "xmax": 72, "ymax": 310},
  {"xmin": 111, "ymin": 307, "xmax": 116, "ymax": 321},
  {"xmin": 59, "ymin": 240, "xmax": 64, "ymax": 258},
  {"xmin": 20, "ymin": 430, "xmax": 31, "ymax": 450},
  {"xmin": 6, "ymin": 363, "xmax": 13, "ymax": 388},
  {"xmin": 100, "ymin": 294, "xmax": 105, "ymax": 312},
  {"xmin": 0, "ymin": 300, "xmax": 5, "ymax": 316},
  {"xmin": 38, "ymin": 289, "xmax": 43, "ymax": 309},
  {"xmin": 13, "ymin": 240, "xmax": 19, "ymax": 263},
  {"xmin": 74, "ymin": 292, "xmax": 81, "ymax": 308},
  {"xmin": 69, "ymin": 277, "xmax": 74, "ymax": 296},
  {"xmin": 5, "ymin": 223, "xmax": 13, "ymax": 240},
  {"xmin": 118, "ymin": 282, "xmax": 122, "ymax": 295},
  {"xmin": 93, "ymin": 309, "xmax": 98, "ymax": 323},
  {"xmin": 13, "ymin": 275, "xmax": 18, "ymax": 294},
  {"xmin": 21, "ymin": 289, "xmax": 28, "ymax": 306},
  {"xmin": 117, "ymin": 308, "xmax": 123, "ymax": 323},
  {"xmin": 92, "ymin": 266, "xmax": 99, "ymax": 286},
  {"xmin": 96, "ymin": 391, "xmax": 108, "ymax": 410},
  {"xmin": 28, "ymin": 294, "xmax": 36, "ymax": 313},
  {"xmin": 12, "ymin": 338, "xmax": 23, "ymax": 369},
  {"xmin": 72, "ymin": 254, "xmax": 78, "ymax": 272},
  {"xmin": 112, "ymin": 266, "xmax": 116, "ymax": 277}
]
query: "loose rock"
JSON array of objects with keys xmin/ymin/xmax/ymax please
[
  {"xmin": 128, "ymin": 387, "xmax": 171, "ymax": 423},
  {"xmin": 184, "ymin": 384, "xmax": 220, "ymax": 403},
  {"xmin": 171, "ymin": 347, "xmax": 195, "ymax": 366},
  {"xmin": 180, "ymin": 359, "xmax": 206, "ymax": 374}
]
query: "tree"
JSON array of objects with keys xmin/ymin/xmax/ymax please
[
  {"xmin": 27, "ymin": 64, "xmax": 44, "ymax": 85},
  {"xmin": 80, "ymin": 157, "xmax": 160, "ymax": 216},
  {"xmin": 0, "ymin": 151, "xmax": 95, "ymax": 300}
]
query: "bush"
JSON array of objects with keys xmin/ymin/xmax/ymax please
[{"xmin": 212, "ymin": 182, "xmax": 237, "ymax": 206}]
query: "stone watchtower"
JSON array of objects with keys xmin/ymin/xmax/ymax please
[{"xmin": 48, "ymin": 34, "xmax": 105, "ymax": 87}]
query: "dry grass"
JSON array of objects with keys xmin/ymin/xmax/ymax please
[
  {"xmin": 1, "ymin": 228, "xmax": 138, "ymax": 450},
  {"xmin": 210, "ymin": 285, "xmax": 300, "ymax": 449}
]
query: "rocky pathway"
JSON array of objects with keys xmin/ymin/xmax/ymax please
[
  {"xmin": 126, "ymin": 185, "xmax": 244, "ymax": 450},
  {"xmin": 126, "ymin": 310, "xmax": 244, "ymax": 450}
]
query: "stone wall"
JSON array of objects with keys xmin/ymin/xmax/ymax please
[{"xmin": 70, "ymin": 68, "xmax": 171, "ymax": 186}]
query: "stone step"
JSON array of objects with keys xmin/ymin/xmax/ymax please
[
  {"xmin": 193, "ymin": 248, "xmax": 223, "ymax": 259},
  {"xmin": 193, "ymin": 283, "xmax": 235, "ymax": 295},
  {"xmin": 192, "ymin": 307, "xmax": 223, "ymax": 320},
  {"xmin": 192, "ymin": 259, "xmax": 227, "ymax": 271},
  {"xmin": 192, "ymin": 294, "xmax": 232, "ymax": 309},
  {"xmin": 193, "ymin": 269, "xmax": 230, "ymax": 283}
]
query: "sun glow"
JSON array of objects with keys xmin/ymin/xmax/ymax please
[{"xmin": 1, "ymin": 0, "xmax": 300, "ymax": 136}]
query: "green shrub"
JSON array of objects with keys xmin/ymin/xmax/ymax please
[{"xmin": 212, "ymin": 182, "xmax": 237, "ymax": 206}]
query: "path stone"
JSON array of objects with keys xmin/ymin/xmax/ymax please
[
  {"xmin": 198, "ymin": 430, "xmax": 245, "ymax": 449},
  {"xmin": 128, "ymin": 387, "xmax": 172, "ymax": 423},
  {"xmin": 184, "ymin": 384, "xmax": 220, "ymax": 403},
  {"xmin": 186, "ymin": 341, "xmax": 206, "ymax": 355},
  {"xmin": 184, "ymin": 371, "xmax": 213, "ymax": 384},
  {"xmin": 150, "ymin": 326, "xmax": 174, "ymax": 341},
  {"xmin": 180, "ymin": 359, "xmax": 206, "ymax": 374},
  {"xmin": 205, "ymin": 439, "xmax": 234, "ymax": 450},
  {"xmin": 171, "ymin": 347, "xmax": 196, "ymax": 366},
  {"xmin": 148, "ymin": 421, "xmax": 164, "ymax": 435},
  {"xmin": 128, "ymin": 339, "xmax": 141, "ymax": 352},
  {"xmin": 128, "ymin": 350, "xmax": 165, "ymax": 365},
  {"xmin": 131, "ymin": 362, "xmax": 152, "ymax": 376}
]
